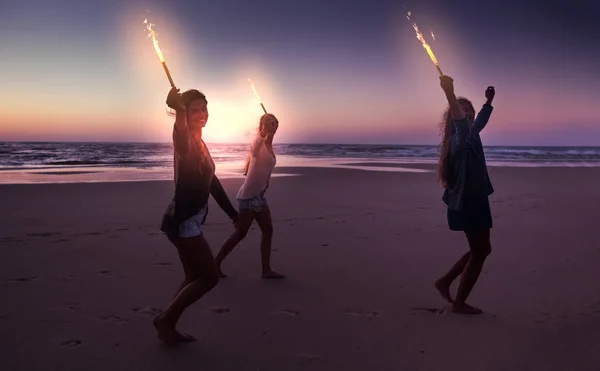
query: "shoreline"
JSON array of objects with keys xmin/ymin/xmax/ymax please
[{"xmin": 2, "ymin": 155, "xmax": 600, "ymax": 185}]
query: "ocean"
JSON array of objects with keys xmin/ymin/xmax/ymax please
[{"xmin": 1, "ymin": 141, "xmax": 600, "ymax": 184}]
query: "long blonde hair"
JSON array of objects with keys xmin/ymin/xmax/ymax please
[
  {"xmin": 438, "ymin": 97, "xmax": 473, "ymax": 188},
  {"xmin": 243, "ymin": 114, "xmax": 271, "ymax": 176}
]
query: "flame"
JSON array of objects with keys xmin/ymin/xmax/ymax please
[
  {"xmin": 248, "ymin": 79, "xmax": 263, "ymax": 104},
  {"xmin": 431, "ymin": 31, "xmax": 436, "ymax": 40},
  {"xmin": 144, "ymin": 18, "xmax": 165, "ymax": 63},
  {"xmin": 405, "ymin": 11, "xmax": 440, "ymax": 67},
  {"xmin": 412, "ymin": 23, "xmax": 439, "ymax": 65}
]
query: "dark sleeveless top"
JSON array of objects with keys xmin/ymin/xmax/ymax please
[{"xmin": 160, "ymin": 124, "xmax": 237, "ymax": 238}]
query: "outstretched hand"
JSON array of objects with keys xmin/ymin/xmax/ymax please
[
  {"xmin": 440, "ymin": 75, "xmax": 455, "ymax": 95},
  {"xmin": 166, "ymin": 87, "xmax": 184, "ymax": 111},
  {"xmin": 260, "ymin": 113, "xmax": 279, "ymax": 137},
  {"xmin": 485, "ymin": 86, "xmax": 495, "ymax": 102}
]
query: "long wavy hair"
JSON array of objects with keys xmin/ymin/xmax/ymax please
[
  {"xmin": 438, "ymin": 97, "xmax": 474, "ymax": 188},
  {"xmin": 167, "ymin": 89, "xmax": 207, "ymax": 117},
  {"xmin": 242, "ymin": 114, "xmax": 271, "ymax": 176}
]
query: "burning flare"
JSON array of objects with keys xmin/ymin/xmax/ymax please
[
  {"xmin": 248, "ymin": 79, "xmax": 267, "ymax": 114},
  {"xmin": 144, "ymin": 18, "xmax": 175, "ymax": 87},
  {"xmin": 144, "ymin": 18, "xmax": 165, "ymax": 63},
  {"xmin": 405, "ymin": 11, "xmax": 443, "ymax": 76}
]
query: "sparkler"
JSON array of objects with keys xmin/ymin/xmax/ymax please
[
  {"xmin": 144, "ymin": 18, "xmax": 175, "ymax": 88},
  {"xmin": 405, "ymin": 10, "xmax": 443, "ymax": 76},
  {"xmin": 248, "ymin": 79, "xmax": 267, "ymax": 114}
]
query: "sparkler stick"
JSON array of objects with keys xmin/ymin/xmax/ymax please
[
  {"xmin": 144, "ymin": 18, "xmax": 175, "ymax": 87},
  {"xmin": 248, "ymin": 79, "xmax": 267, "ymax": 114},
  {"xmin": 405, "ymin": 10, "xmax": 443, "ymax": 76}
]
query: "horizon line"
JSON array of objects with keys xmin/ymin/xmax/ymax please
[{"xmin": 1, "ymin": 140, "xmax": 599, "ymax": 148}]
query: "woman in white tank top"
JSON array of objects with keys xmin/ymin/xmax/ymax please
[{"xmin": 215, "ymin": 113, "xmax": 284, "ymax": 279}]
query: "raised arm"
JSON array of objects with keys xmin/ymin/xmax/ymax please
[
  {"xmin": 472, "ymin": 86, "xmax": 495, "ymax": 134},
  {"xmin": 472, "ymin": 104, "xmax": 494, "ymax": 134},
  {"xmin": 172, "ymin": 110, "xmax": 190, "ymax": 157},
  {"xmin": 250, "ymin": 132, "xmax": 267, "ymax": 157},
  {"xmin": 166, "ymin": 87, "xmax": 190, "ymax": 157},
  {"xmin": 210, "ymin": 175, "xmax": 239, "ymax": 221},
  {"xmin": 440, "ymin": 75, "xmax": 469, "ymax": 149}
]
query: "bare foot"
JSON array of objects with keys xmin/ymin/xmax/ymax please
[
  {"xmin": 153, "ymin": 315, "xmax": 179, "ymax": 346},
  {"xmin": 262, "ymin": 270, "xmax": 285, "ymax": 279},
  {"xmin": 452, "ymin": 302, "xmax": 483, "ymax": 315},
  {"xmin": 217, "ymin": 263, "xmax": 227, "ymax": 278},
  {"xmin": 434, "ymin": 278, "xmax": 454, "ymax": 303},
  {"xmin": 176, "ymin": 332, "xmax": 198, "ymax": 343}
]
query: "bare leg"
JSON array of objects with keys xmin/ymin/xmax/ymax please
[
  {"xmin": 435, "ymin": 252, "xmax": 471, "ymax": 303},
  {"xmin": 153, "ymin": 234, "xmax": 220, "ymax": 345},
  {"xmin": 254, "ymin": 204, "xmax": 284, "ymax": 279},
  {"xmin": 214, "ymin": 209, "xmax": 255, "ymax": 277},
  {"xmin": 452, "ymin": 230, "xmax": 492, "ymax": 315}
]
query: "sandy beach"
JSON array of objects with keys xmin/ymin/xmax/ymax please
[{"xmin": 1, "ymin": 165, "xmax": 600, "ymax": 371}]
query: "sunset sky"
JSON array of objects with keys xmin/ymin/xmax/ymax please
[{"xmin": 0, "ymin": 0, "xmax": 598, "ymax": 145}]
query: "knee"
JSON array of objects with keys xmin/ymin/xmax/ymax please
[
  {"xmin": 205, "ymin": 273, "xmax": 219, "ymax": 290},
  {"xmin": 232, "ymin": 229, "xmax": 248, "ymax": 242},
  {"xmin": 473, "ymin": 242, "xmax": 492, "ymax": 260}
]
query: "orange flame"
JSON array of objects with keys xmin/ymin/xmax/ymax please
[
  {"xmin": 248, "ymin": 79, "xmax": 267, "ymax": 114},
  {"xmin": 248, "ymin": 79, "xmax": 263, "ymax": 104},
  {"xmin": 405, "ymin": 10, "xmax": 442, "ymax": 74},
  {"xmin": 144, "ymin": 18, "xmax": 165, "ymax": 63},
  {"xmin": 412, "ymin": 22, "xmax": 439, "ymax": 65}
]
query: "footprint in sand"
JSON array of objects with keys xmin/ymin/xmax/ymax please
[
  {"xmin": 411, "ymin": 307, "xmax": 448, "ymax": 315},
  {"xmin": 27, "ymin": 232, "xmax": 61, "ymax": 237},
  {"xmin": 209, "ymin": 307, "xmax": 231, "ymax": 314},
  {"xmin": 59, "ymin": 274, "xmax": 77, "ymax": 282},
  {"xmin": 98, "ymin": 270, "xmax": 112, "ymax": 275},
  {"xmin": 298, "ymin": 353, "xmax": 325, "ymax": 366},
  {"xmin": 321, "ymin": 243, "xmax": 330, "ymax": 247},
  {"xmin": 99, "ymin": 315, "xmax": 130, "ymax": 324},
  {"xmin": 62, "ymin": 303, "xmax": 82, "ymax": 312},
  {"xmin": 133, "ymin": 307, "xmax": 162, "ymax": 317},
  {"xmin": 344, "ymin": 310, "xmax": 380, "ymax": 319},
  {"xmin": 271, "ymin": 309, "xmax": 300, "ymax": 316},
  {"xmin": 153, "ymin": 262, "xmax": 172, "ymax": 267},
  {"xmin": 60, "ymin": 339, "xmax": 82, "ymax": 347},
  {"xmin": 2, "ymin": 237, "xmax": 23, "ymax": 243},
  {"xmin": 7, "ymin": 276, "xmax": 38, "ymax": 283}
]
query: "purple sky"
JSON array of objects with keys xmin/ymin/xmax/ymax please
[{"xmin": 1, "ymin": 0, "xmax": 598, "ymax": 145}]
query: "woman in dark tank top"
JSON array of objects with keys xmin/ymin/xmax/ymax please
[{"xmin": 154, "ymin": 87, "xmax": 239, "ymax": 346}]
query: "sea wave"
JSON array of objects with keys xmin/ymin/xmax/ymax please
[{"xmin": 2, "ymin": 142, "xmax": 600, "ymax": 170}]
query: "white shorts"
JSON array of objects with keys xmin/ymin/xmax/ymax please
[{"xmin": 178, "ymin": 205, "xmax": 208, "ymax": 238}]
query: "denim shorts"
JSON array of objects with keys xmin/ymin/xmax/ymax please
[
  {"xmin": 237, "ymin": 195, "xmax": 267, "ymax": 212},
  {"xmin": 178, "ymin": 204, "xmax": 208, "ymax": 238},
  {"xmin": 447, "ymin": 197, "xmax": 492, "ymax": 231}
]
